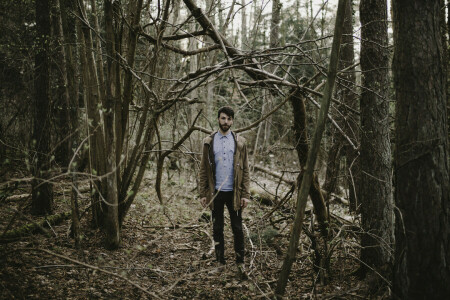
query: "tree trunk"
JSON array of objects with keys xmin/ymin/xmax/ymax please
[
  {"xmin": 60, "ymin": 0, "xmax": 79, "ymax": 164},
  {"xmin": 103, "ymin": 0, "xmax": 120, "ymax": 249},
  {"xmin": 241, "ymin": 0, "xmax": 247, "ymax": 49},
  {"xmin": 120, "ymin": 0, "xmax": 144, "ymax": 169},
  {"xmin": 359, "ymin": 0, "xmax": 394, "ymax": 278},
  {"xmin": 90, "ymin": 0, "xmax": 107, "ymax": 106},
  {"xmin": 32, "ymin": 0, "xmax": 54, "ymax": 215},
  {"xmin": 269, "ymin": 0, "xmax": 281, "ymax": 49},
  {"xmin": 341, "ymin": 0, "xmax": 359, "ymax": 211},
  {"xmin": 446, "ymin": 0, "xmax": 450, "ymax": 148},
  {"xmin": 323, "ymin": 140, "xmax": 342, "ymax": 203},
  {"xmin": 289, "ymin": 89, "xmax": 328, "ymax": 236},
  {"xmin": 392, "ymin": 0, "xmax": 450, "ymax": 298},
  {"xmin": 51, "ymin": 0, "xmax": 72, "ymax": 168}
]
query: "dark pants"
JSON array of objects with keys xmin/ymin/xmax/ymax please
[{"xmin": 212, "ymin": 191, "xmax": 244, "ymax": 264}]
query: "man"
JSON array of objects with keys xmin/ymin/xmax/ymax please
[{"xmin": 199, "ymin": 106, "xmax": 250, "ymax": 276}]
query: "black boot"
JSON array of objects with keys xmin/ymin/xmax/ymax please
[{"xmin": 215, "ymin": 248, "xmax": 226, "ymax": 265}]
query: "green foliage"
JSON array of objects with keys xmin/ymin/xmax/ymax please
[{"xmin": 249, "ymin": 226, "xmax": 279, "ymax": 245}]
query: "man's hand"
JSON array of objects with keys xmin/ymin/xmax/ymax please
[
  {"xmin": 200, "ymin": 197, "xmax": 208, "ymax": 208},
  {"xmin": 241, "ymin": 198, "xmax": 250, "ymax": 209}
]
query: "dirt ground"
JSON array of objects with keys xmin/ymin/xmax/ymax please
[{"xmin": 0, "ymin": 167, "xmax": 383, "ymax": 299}]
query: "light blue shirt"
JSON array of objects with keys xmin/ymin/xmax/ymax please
[{"xmin": 214, "ymin": 131, "xmax": 235, "ymax": 191}]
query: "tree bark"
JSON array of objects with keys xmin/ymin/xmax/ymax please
[
  {"xmin": 392, "ymin": 0, "xmax": 450, "ymax": 298},
  {"xmin": 32, "ymin": 0, "xmax": 54, "ymax": 215},
  {"xmin": 359, "ymin": 0, "xmax": 394, "ymax": 278}
]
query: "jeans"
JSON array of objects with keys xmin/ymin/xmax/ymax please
[{"xmin": 212, "ymin": 191, "xmax": 244, "ymax": 264}]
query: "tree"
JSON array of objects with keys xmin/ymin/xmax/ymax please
[
  {"xmin": 31, "ymin": 0, "xmax": 54, "ymax": 215},
  {"xmin": 359, "ymin": 0, "xmax": 394, "ymax": 279},
  {"xmin": 275, "ymin": 0, "xmax": 348, "ymax": 296},
  {"xmin": 392, "ymin": 0, "xmax": 450, "ymax": 298}
]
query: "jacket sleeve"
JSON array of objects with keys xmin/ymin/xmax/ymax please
[
  {"xmin": 241, "ymin": 142, "xmax": 251, "ymax": 199},
  {"xmin": 199, "ymin": 142, "xmax": 209, "ymax": 198}
]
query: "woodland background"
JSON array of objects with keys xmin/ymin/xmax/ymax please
[{"xmin": 0, "ymin": 0, "xmax": 449, "ymax": 299}]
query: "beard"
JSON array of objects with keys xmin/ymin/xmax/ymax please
[{"xmin": 219, "ymin": 123, "xmax": 231, "ymax": 132}]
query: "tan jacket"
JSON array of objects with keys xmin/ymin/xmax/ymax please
[{"xmin": 199, "ymin": 131, "xmax": 250, "ymax": 211}]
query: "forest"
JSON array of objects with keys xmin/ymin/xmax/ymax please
[{"xmin": 0, "ymin": 0, "xmax": 449, "ymax": 299}]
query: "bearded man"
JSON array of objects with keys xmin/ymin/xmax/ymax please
[{"xmin": 199, "ymin": 106, "xmax": 250, "ymax": 277}]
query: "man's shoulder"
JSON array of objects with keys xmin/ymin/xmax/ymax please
[
  {"xmin": 236, "ymin": 134, "xmax": 246, "ymax": 143},
  {"xmin": 203, "ymin": 132, "xmax": 216, "ymax": 145},
  {"xmin": 234, "ymin": 133, "xmax": 247, "ymax": 147}
]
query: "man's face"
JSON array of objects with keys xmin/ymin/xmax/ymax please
[{"xmin": 218, "ymin": 112, "xmax": 233, "ymax": 132}]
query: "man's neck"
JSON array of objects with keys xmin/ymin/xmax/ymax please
[{"xmin": 218, "ymin": 129, "xmax": 231, "ymax": 136}]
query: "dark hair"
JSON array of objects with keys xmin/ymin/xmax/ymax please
[{"xmin": 217, "ymin": 106, "xmax": 235, "ymax": 119}]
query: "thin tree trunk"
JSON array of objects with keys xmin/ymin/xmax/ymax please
[
  {"xmin": 52, "ymin": 0, "xmax": 72, "ymax": 168},
  {"xmin": 103, "ymin": 0, "xmax": 120, "ymax": 249},
  {"xmin": 275, "ymin": 0, "xmax": 347, "ymax": 296},
  {"xmin": 70, "ymin": 164, "xmax": 81, "ymax": 248},
  {"xmin": 392, "ymin": 0, "xmax": 450, "ymax": 297},
  {"xmin": 60, "ymin": 0, "xmax": 79, "ymax": 163},
  {"xmin": 323, "ymin": 141, "xmax": 342, "ymax": 203},
  {"xmin": 77, "ymin": 1, "xmax": 106, "ymax": 227},
  {"xmin": 32, "ymin": 0, "xmax": 54, "ymax": 215},
  {"xmin": 120, "ymin": 0, "xmax": 144, "ymax": 169},
  {"xmin": 341, "ymin": 0, "xmax": 359, "ymax": 211},
  {"xmin": 289, "ymin": 89, "xmax": 328, "ymax": 236},
  {"xmin": 241, "ymin": 0, "xmax": 247, "ymax": 49},
  {"xmin": 90, "ymin": 0, "xmax": 107, "ymax": 106},
  {"xmin": 324, "ymin": 0, "xmax": 357, "ymax": 207},
  {"xmin": 270, "ymin": 0, "xmax": 281, "ymax": 49}
]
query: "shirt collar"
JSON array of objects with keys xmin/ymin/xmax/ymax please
[{"xmin": 217, "ymin": 130, "xmax": 232, "ymax": 138}]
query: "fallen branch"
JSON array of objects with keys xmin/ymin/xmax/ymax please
[
  {"xmin": 251, "ymin": 186, "xmax": 277, "ymax": 206},
  {"xmin": 253, "ymin": 165, "xmax": 296, "ymax": 185},
  {"xmin": 0, "ymin": 211, "xmax": 70, "ymax": 242}
]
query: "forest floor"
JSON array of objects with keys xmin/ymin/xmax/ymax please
[{"xmin": 0, "ymin": 164, "xmax": 388, "ymax": 299}]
